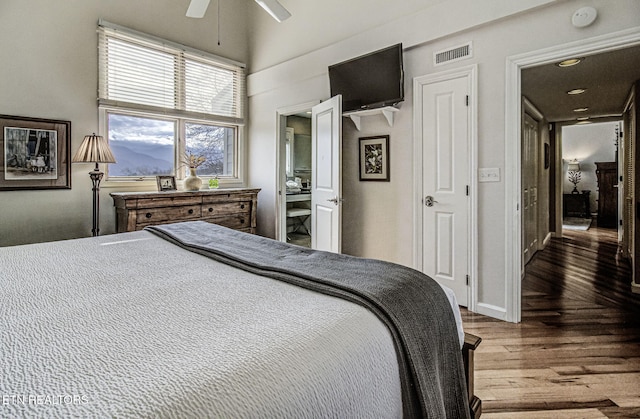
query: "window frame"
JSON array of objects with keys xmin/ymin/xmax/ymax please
[
  {"xmin": 100, "ymin": 107, "xmax": 244, "ymax": 188},
  {"xmin": 97, "ymin": 20, "xmax": 245, "ymax": 189}
]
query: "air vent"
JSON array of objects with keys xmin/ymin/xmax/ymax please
[{"xmin": 434, "ymin": 42, "xmax": 472, "ymax": 66}]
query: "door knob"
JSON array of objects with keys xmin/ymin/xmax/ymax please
[
  {"xmin": 327, "ymin": 196, "xmax": 343, "ymax": 205},
  {"xmin": 425, "ymin": 196, "xmax": 438, "ymax": 207}
]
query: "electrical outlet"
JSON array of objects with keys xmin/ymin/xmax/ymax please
[{"xmin": 479, "ymin": 168, "xmax": 500, "ymax": 182}]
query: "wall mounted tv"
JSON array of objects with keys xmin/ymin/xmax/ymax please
[{"xmin": 329, "ymin": 43, "xmax": 404, "ymax": 113}]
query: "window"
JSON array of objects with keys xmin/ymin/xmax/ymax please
[
  {"xmin": 185, "ymin": 122, "xmax": 235, "ymax": 176},
  {"xmin": 98, "ymin": 20, "xmax": 245, "ymax": 182},
  {"xmin": 105, "ymin": 112, "xmax": 236, "ymax": 178},
  {"xmin": 108, "ymin": 113, "xmax": 174, "ymax": 177}
]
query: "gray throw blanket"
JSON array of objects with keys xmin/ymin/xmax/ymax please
[{"xmin": 146, "ymin": 221, "xmax": 470, "ymax": 419}]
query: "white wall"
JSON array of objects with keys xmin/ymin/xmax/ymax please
[
  {"xmin": 248, "ymin": 0, "xmax": 445, "ymax": 72},
  {"xmin": 562, "ymin": 121, "xmax": 620, "ymax": 212},
  {"xmin": 0, "ymin": 0, "xmax": 248, "ymax": 246},
  {"xmin": 246, "ymin": 0, "xmax": 640, "ymax": 320}
]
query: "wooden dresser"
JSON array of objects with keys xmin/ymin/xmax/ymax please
[{"xmin": 110, "ymin": 188, "xmax": 260, "ymax": 234}]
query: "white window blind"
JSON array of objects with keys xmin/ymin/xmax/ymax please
[{"xmin": 98, "ymin": 21, "xmax": 245, "ymax": 124}]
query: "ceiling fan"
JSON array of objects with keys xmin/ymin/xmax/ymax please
[{"xmin": 186, "ymin": 0, "xmax": 291, "ymax": 22}]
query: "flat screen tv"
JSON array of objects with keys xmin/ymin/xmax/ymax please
[{"xmin": 329, "ymin": 43, "xmax": 404, "ymax": 112}]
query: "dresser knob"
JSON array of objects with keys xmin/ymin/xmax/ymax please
[
  {"xmin": 145, "ymin": 213, "xmax": 152, "ymax": 219},
  {"xmin": 188, "ymin": 209, "xmax": 194, "ymax": 214},
  {"xmin": 240, "ymin": 204, "xmax": 245, "ymax": 209},
  {"xmin": 240, "ymin": 218, "xmax": 245, "ymax": 224},
  {"xmin": 208, "ymin": 207, "xmax": 213, "ymax": 212}
]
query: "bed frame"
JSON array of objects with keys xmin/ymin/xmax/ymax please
[{"xmin": 463, "ymin": 332, "xmax": 482, "ymax": 419}]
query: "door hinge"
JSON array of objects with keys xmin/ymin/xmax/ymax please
[
  {"xmin": 465, "ymin": 95, "xmax": 469, "ymax": 106},
  {"xmin": 466, "ymin": 185, "xmax": 469, "ymax": 196},
  {"xmin": 466, "ymin": 275, "xmax": 469, "ymax": 285}
]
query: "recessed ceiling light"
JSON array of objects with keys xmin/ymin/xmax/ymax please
[
  {"xmin": 573, "ymin": 107, "xmax": 589, "ymax": 112},
  {"xmin": 576, "ymin": 120, "xmax": 592, "ymax": 125},
  {"xmin": 567, "ymin": 88, "xmax": 586, "ymax": 95},
  {"xmin": 576, "ymin": 116, "xmax": 589, "ymax": 121},
  {"xmin": 557, "ymin": 58, "xmax": 582, "ymax": 67}
]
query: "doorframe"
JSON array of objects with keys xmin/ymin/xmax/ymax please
[
  {"xmin": 275, "ymin": 100, "xmax": 320, "ymax": 242},
  {"xmin": 412, "ymin": 64, "xmax": 478, "ymax": 310},
  {"xmin": 505, "ymin": 27, "xmax": 640, "ymax": 323}
]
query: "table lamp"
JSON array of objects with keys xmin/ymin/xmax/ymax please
[{"xmin": 567, "ymin": 159, "xmax": 581, "ymax": 194}]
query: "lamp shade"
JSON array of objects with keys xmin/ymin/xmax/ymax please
[
  {"xmin": 72, "ymin": 133, "xmax": 116, "ymax": 163},
  {"xmin": 567, "ymin": 160, "xmax": 580, "ymax": 172}
]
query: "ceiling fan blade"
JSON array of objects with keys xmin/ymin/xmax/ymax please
[
  {"xmin": 255, "ymin": 0, "xmax": 291, "ymax": 22},
  {"xmin": 186, "ymin": 0, "xmax": 211, "ymax": 18}
]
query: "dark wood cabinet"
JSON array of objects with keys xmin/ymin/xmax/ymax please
[
  {"xmin": 595, "ymin": 162, "xmax": 618, "ymax": 228},
  {"xmin": 563, "ymin": 191, "xmax": 591, "ymax": 218},
  {"xmin": 110, "ymin": 188, "xmax": 260, "ymax": 234}
]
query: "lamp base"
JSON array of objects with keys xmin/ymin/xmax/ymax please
[{"xmin": 89, "ymin": 163, "xmax": 104, "ymax": 237}]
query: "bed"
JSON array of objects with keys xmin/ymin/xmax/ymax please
[{"xmin": 1, "ymin": 221, "xmax": 480, "ymax": 418}]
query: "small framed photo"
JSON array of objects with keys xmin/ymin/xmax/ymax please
[
  {"xmin": 0, "ymin": 114, "xmax": 71, "ymax": 190},
  {"xmin": 359, "ymin": 135, "xmax": 390, "ymax": 181},
  {"xmin": 156, "ymin": 175, "xmax": 176, "ymax": 191}
]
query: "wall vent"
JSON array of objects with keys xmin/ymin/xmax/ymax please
[{"xmin": 434, "ymin": 42, "xmax": 473, "ymax": 66}]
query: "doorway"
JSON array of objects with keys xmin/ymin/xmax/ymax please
[
  {"xmin": 276, "ymin": 97, "xmax": 344, "ymax": 253},
  {"xmin": 284, "ymin": 115, "xmax": 313, "ymax": 247},
  {"xmin": 559, "ymin": 121, "xmax": 622, "ymax": 233},
  {"xmin": 507, "ymin": 28, "xmax": 640, "ymax": 323},
  {"xmin": 276, "ymin": 101, "xmax": 319, "ymax": 247}
]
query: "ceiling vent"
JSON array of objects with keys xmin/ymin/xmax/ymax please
[{"xmin": 434, "ymin": 42, "xmax": 473, "ymax": 66}]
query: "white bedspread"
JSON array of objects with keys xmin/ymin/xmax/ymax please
[
  {"xmin": 1, "ymin": 230, "xmax": 465, "ymax": 418},
  {"xmin": 2, "ymin": 231, "xmax": 405, "ymax": 418}
]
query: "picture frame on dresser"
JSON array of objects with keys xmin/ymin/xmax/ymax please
[
  {"xmin": 156, "ymin": 175, "xmax": 177, "ymax": 191},
  {"xmin": 0, "ymin": 115, "xmax": 71, "ymax": 190}
]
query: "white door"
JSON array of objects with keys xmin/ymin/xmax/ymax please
[
  {"xmin": 417, "ymin": 75, "xmax": 469, "ymax": 305},
  {"xmin": 522, "ymin": 112, "xmax": 539, "ymax": 265},
  {"xmin": 311, "ymin": 95, "xmax": 342, "ymax": 253}
]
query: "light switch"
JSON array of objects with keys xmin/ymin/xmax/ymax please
[{"xmin": 479, "ymin": 168, "xmax": 500, "ymax": 182}]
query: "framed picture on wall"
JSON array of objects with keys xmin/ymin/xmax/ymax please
[
  {"xmin": 0, "ymin": 115, "xmax": 71, "ymax": 190},
  {"xmin": 359, "ymin": 135, "xmax": 390, "ymax": 181}
]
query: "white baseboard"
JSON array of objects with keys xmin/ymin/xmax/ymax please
[{"xmin": 475, "ymin": 302, "xmax": 508, "ymax": 321}]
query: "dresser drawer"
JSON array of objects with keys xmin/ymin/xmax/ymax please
[
  {"xmin": 135, "ymin": 195, "xmax": 201, "ymax": 209},
  {"xmin": 201, "ymin": 200, "xmax": 251, "ymax": 217},
  {"xmin": 202, "ymin": 192, "xmax": 254, "ymax": 204},
  {"xmin": 205, "ymin": 215, "xmax": 251, "ymax": 230},
  {"xmin": 136, "ymin": 205, "xmax": 201, "ymax": 224}
]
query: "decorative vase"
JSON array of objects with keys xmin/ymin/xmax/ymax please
[{"xmin": 184, "ymin": 167, "xmax": 202, "ymax": 191}]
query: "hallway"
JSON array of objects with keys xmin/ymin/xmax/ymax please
[{"xmin": 461, "ymin": 225, "xmax": 640, "ymax": 418}]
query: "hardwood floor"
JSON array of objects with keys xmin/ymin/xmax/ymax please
[{"xmin": 461, "ymin": 225, "xmax": 640, "ymax": 418}]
